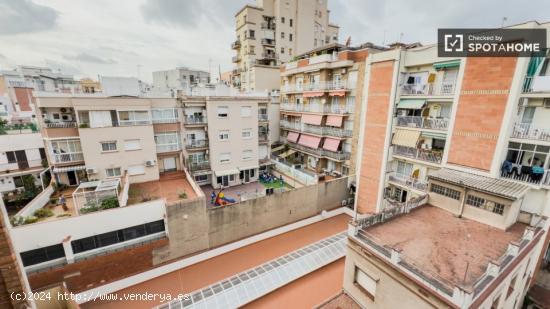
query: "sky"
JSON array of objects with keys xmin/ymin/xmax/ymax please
[{"xmin": 0, "ymin": 0, "xmax": 549, "ymax": 82}]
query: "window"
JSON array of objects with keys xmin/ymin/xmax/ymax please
[
  {"xmin": 430, "ymin": 183, "xmax": 461, "ymax": 200},
  {"xmin": 124, "ymin": 139, "xmax": 141, "ymax": 151},
  {"xmin": 152, "ymin": 108, "xmax": 178, "ymax": 122},
  {"xmin": 289, "ymin": 19, "xmax": 293, "ymax": 27},
  {"xmin": 354, "ymin": 267, "xmax": 377, "ymax": 299},
  {"xmin": 20, "ymin": 244, "xmax": 65, "ymax": 267},
  {"xmin": 194, "ymin": 175, "xmax": 208, "ymax": 182},
  {"xmin": 219, "ymin": 130, "xmax": 230, "ymax": 141},
  {"xmin": 281, "ymin": 32, "xmax": 285, "ymax": 39},
  {"xmin": 281, "ymin": 47, "xmax": 285, "ymax": 53},
  {"xmin": 128, "ymin": 164, "xmax": 145, "ymax": 175},
  {"xmin": 118, "ymin": 110, "xmax": 149, "ymax": 125},
  {"xmin": 507, "ymin": 275, "xmax": 517, "ymax": 299},
  {"xmin": 13, "ymin": 176, "xmax": 24, "ymax": 188},
  {"xmin": 242, "ymin": 128, "xmax": 252, "ymax": 139},
  {"xmin": 466, "ymin": 195, "xmax": 506, "ymax": 215},
  {"xmin": 106, "ymin": 167, "xmax": 122, "ymax": 177},
  {"xmin": 289, "ymin": 48, "xmax": 293, "ymax": 56},
  {"xmin": 289, "ymin": 33, "xmax": 293, "ymax": 41},
  {"xmin": 242, "ymin": 149, "xmax": 253, "ymax": 160},
  {"xmin": 220, "ymin": 152, "xmax": 231, "ymax": 164},
  {"xmin": 217, "ymin": 106, "xmax": 229, "ymax": 118},
  {"xmin": 249, "ymin": 30, "xmax": 255, "ymax": 39},
  {"xmin": 281, "ymin": 17, "xmax": 285, "ymax": 23},
  {"xmin": 241, "ymin": 106, "xmax": 252, "ymax": 117},
  {"xmin": 101, "ymin": 141, "xmax": 117, "ymax": 152},
  {"xmin": 5, "ymin": 151, "xmax": 16, "ymax": 163}
]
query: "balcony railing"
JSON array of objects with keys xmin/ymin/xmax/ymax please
[
  {"xmin": 259, "ymin": 134, "xmax": 269, "ymax": 143},
  {"xmin": 189, "ymin": 161, "xmax": 210, "ymax": 172},
  {"xmin": 156, "ymin": 144, "xmax": 181, "ymax": 153},
  {"xmin": 231, "ymin": 40, "xmax": 241, "ymax": 49},
  {"xmin": 232, "ymin": 56, "xmax": 241, "ymax": 63},
  {"xmin": 287, "ymin": 142, "xmax": 351, "ymax": 161},
  {"xmin": 392, "ymin": 145, "xmax": 443, "ymax": 164},
  {"xmin": 510, "ymin": 123, "xmax": 550, "ymax": 142},
  {"xmin": 396, "ymin": 116, "xmax": 449, "ymax": 131},
  {"xmin": 501, "ymin": 163, "xmax": 550, "ymax": 187},
  {"xmin": 118, "ymin": 120, "xmax": 152, "ymax": 126},
  {"xmin": 52, "ymin": 152, "xmax": 84, "ymax": 163},
  {"xmin": 260, "ymin": 22, "xmax": 275, "ymax": 30},
  {"xmin": 522, "ymin": 75, "xmax": 550, "ymax": 93},
  {"xmin": 388, "ymin": 173, "xmax": 428, "ymax": 191},
  {"xmin": 186, "ymin": 140, "xmax": 209, "ymax": 149},
  {"xmin": 261, "ymin": 39, "xmax": 275, "ymax": 46},
  {"xmin": 152, "ymin": 118, "xmax": 178, "ymax": 124},
  {"xmin": 44, "ymin": 121, "xmax": 77, "ymax": 128},
  {"xmin": 184, "ymin": 116, "xmax": 207, "ymax": 125},
  {"xmin": 280, "ymin": 120, "xmax": 352, "ymax": 138},
  {"xmin": 280, "ymin": 103, "xmax": 352, "ymax": 114},
  {"xmin": 261, "ymin": 52, "xmax": 277, "ymax": 60},
  {"xmin": 259, "ymin": 114, "xmax": 268, "ymax": 121},
  {"xmin": 0, "ymin": 159, "xmax": 46, "ymax": 172},
  {"xmin": 401, "ymin": 82, "xmax": 456, "ymax": 96}
]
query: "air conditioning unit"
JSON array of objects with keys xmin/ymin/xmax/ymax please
[
  {"xmin": 544, "ymin": 98, "xmax": 550, "ymax": 109},
  {"xmin": 145, "ymin": 160, "xmax": 155, "ymax": 167},
  {"xmin": 86, "ymin": 168, "xmax": 97, "ymax": 174}
]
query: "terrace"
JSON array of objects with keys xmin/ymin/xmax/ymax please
[
  {"xmin": 128, "ymin": 171, "xmax": 198, "ymax": 204},
  {"xmin": 351, "ymin": 198, "xmax": 545, "ymax": 308}
]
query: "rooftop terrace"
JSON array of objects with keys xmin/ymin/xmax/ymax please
[{"xmin": 128, "ymin": 172, "xmax": 198, "ymax": 204}]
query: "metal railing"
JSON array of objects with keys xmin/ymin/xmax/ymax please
[
  {"xmin": 522, "ymin": 75, "xmax": 550, "ymax": 93},
  {"xmin": 392, "ymin": 145, "xmax": 443, "ymax": 164},
  {"xmin": 156, "ymin": 144, "xmax": 181, "ymax": 153},
  {"xmin": 152, "ymin": 118, "xmax": 178, "ymax": 124},
  {"xmin": 184, "ymin": 116, "xmax": 207, "ymax": 125},
  {"xmin": 52, "ymin": 152, "xmax": 84, "ymax": 163},
  {"xmin": 401, "ymin": 82, "xmax": 456, "ymax": 96},
  {"xmin": 44, "ymin": 121, "xmax": 77, "ymax": 128},
  {"xmin": 118, "ymin": 120, "xmax": 152, "ymax": 126},
  {"xmin": 185, "ymin": 140, "xmax": 208, "ymax": 149},
  {"xmin": 396, "ymin": 116, "xmax": 449, "ymax": 131},
  {"xmin": 188, "ymin": 161, "xmax": 210, "ymax": 172},
  {"xmin": 258, "ymin": 114, "xmax": 268, "ymax": 121},
  {"xmin": 261, "ymin": 52, "xmax": 277, "ymax": 60},
  {"xmin": 261, "ymin": 38, "xmax": 275, "ymax": 46},
  {"xmin": 260, "ymin": 22, "xmax": 276, "ymax": 30},
  {"xmin": 287, "ymin": 142, "xmax": 350, "ymax": 161},
  {"xmin": 510, "ymin": 122, "xmax": 550, "ymax": 142},
  {"xmin": 280, "ymin": 121, "xmax": 352, "ymax": 138},
  {"xmin": 280, "ymin": 103, "xmax": 352, "ymax": 114},
  {"xmin": 272, "ymin": 159, "xmax": 318, "ymax": 185},
  {"xmin": 500, "ymin": 163, "xmax": 550, "ymax": 187},
  {"xmin": 388, "ymin": 173, "xmax": 428, "ymax": 191},
  {"xmin": 0, "ymin": 159, "xmax": 46, "ymax": 172}
]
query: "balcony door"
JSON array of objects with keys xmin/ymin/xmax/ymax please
[
  {"xmin": 521, "ymin": 107, "xmax": 536, "ymax": 125},
  {"xmin": 163, "ymin": 157, "xmax": 177, "ymax": 172},
  {"xmin": 15, "ymin": 151, "xmax": 29, "ymax": 169}
]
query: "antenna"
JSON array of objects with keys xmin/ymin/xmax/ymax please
[{"xmin": 501, "ymin": 17, "xmax": 508, "ymax": 28}]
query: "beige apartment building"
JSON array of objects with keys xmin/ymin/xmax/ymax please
[
  {"xmin": 232, "ymin": 0, "xmax": 339, "ymax": 92},
  {"xmin": 275, "ymin": 43, "xmax": 385, "ymax": 181},
  {"xmin": 338, "ymin": 21, "xmax": 550, "ymax": 308},
  {"xmin": 179, "ymin": 92, "xmax": 271, "ymax": 188}
]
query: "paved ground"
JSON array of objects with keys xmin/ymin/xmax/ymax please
[
  {"xmin": 201, "ymin": 182, "xmax": 266, "ymax": 205},
  {"xmin": 129, "ymin": 172, "xmax": 197, "ymax": 204},
  {"xmin": 82, "ymin": 213, "xmax": 350, "ymax": 309}
]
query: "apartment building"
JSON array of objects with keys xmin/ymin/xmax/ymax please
[
  {"xmin": 276, "ymin": 43, "xmax": 384, "ymax": 181},
  {"xmin": 179, "ymin": 91, "xmax": 271, "ymax": 188},
  {"xmin": 340, "ymin": 21, "xmax": 550, "ymax": 308},
  {"xmin": 152, "ymin": 67, "xmax": 210, "ymax": 92},
  {"xmin": 232, "ymin": 0, "xmax": 339, "ymax": 92}
]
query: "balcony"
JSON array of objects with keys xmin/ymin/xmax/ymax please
[
  {"xmin": 510, "ymin": 123, "xmax": 550, "ymax": 142},
  {"xmin": 401, "ymin": 82, "xmax": 456, "ymax": 96},
  {"xmin": 184, "ymin": 116, "xmax": 207, "ymax": 126},
  {"xmin": 501, "ymin": 162, "xmax": 550, "ymax": 187},
  {"xmin": 260, "ymin": 22, "xmax": 275, "ymax": 30},
  {"xmin": 52, "ymin": 152, "xmax": 84, "ymax": 164},
  {"xmin": 259, "ymin": 134, "xmax": 269, "ymax": 143},
  {"xmin": 280, "ymin": 103, "xmax": 351, "ymax": 114},
  {"xmin": 287, "ymin": 142, "xmax": 350, "ymax": 161},
  {"xmin": 118, "ymin": 120, "xmax": 152, "ymax": 126},
  {"xmin": 392, "ymin": 145, "xmax": 442, "ymax": 164},
  {"xmin": 523, "ymin": 75, "xmax": 550, "ymax": 93},
  {"xmin": 261, "ymin": 52, "xmax": 277, "ymax": 60},
  {"xmin": 0, "ymin": 159, "xmax": 46, "ymax": 173},
  {"xmin": 44, "ymin": 121, "xmax": 77, "ymax": 128},
  {"xmin": 189, "ymin": 161, "xmax": 210, "ymax": 172},
  {"xmin": 232, "ymin": 56, "xmax": 241, "ymax": 63},
  {"xmin": 261, "ymin": 38, "xmax": 275, "ymax": 46},
  {"xmin": 396, "ymin": 116, "xmax": 449, "ymax": 131},
  {"xmin": 152, "ymin": 118, "xmax": 178, "ymax": 124},
  {"xmin": 388, "ymin": 172, "xmax": 428, "ymax": 192},
  {"xmin": 258, "ymin": 114, "xmax": 268, "ymax": 121},
  {"xmin": 280, "ymin": 121, "xmax": 352, "ymax": 138},
  {"xmin": 185, "ymin": 140, "xmax": 209, "ymax": 150},
  {"xmin": 156, "ymin": 143, "xmax": 181, "ymax": 153},
  {"xmin": 231, "ymin": 40, "xmax": 241, "ymax": 49}
]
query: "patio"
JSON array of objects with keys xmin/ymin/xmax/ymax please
[
  {"xmin": 42, "ymin": 187, "xmax": 78, "ymax": 222},
  {"xmin": 201, "ymin": 182, "xmax": 266, "ymax": 206},
  {"xmin": 128, "ymin": 172, "xmax": 197, "ymax": 204}
]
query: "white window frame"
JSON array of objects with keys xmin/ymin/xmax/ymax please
[
  {"xmin": 100, "ymin": 141, "xmax": 117, "ymax": 152},
  {"xmin": 124, "ymin": 139, "xmax": 141, "ymax": 151},
  {"xmin": 217, "ymin": 106, "xmax": 229, "ymax": 118},
  {"xmin": 219, "ymin": 130, "xmax": 230, "ymax": 141},
  {"xmin": 241, "ymin": 128, "xmax": 252, "ymax": 139},
  {"xmin": 219, "ymin": 152, "xmax": 231, "ymax": 164},
  {"xmin": 105, "ymin": 167, "xmax": 122, "ymax": 177},
  {"xmin": 240, "ymin": 106, "xmax": 252, "ymax": 117},
  {"xmin": 242, "ymin": 149, "xmax": 253, "ymax": 160},
  {"xmin": 128, "ymin": 165, "xmax": 145, "ymax": 176}
]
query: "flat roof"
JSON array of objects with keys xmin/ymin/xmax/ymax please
[
  {"xmin": 428, "ymin": 168, "xmax": 530, "ymax": 200},
  {"xmin": 360, "ymin": 205, "xmax": 527, "ymax": 288}
]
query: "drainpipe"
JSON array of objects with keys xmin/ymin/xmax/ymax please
[{"xmin": 457, "ymin": 181, "xmax": 467, "ymax": 218}]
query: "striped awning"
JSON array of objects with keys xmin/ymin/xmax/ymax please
[
  {"xmin": 329, "ymin": 90, "xmax": 346, "ymax": 97},
  {"xmin": 392, "ymin": 129, "xmax": 421, "ymax": 148},
  {"xmin": 323, "ymin": 138, "xmax": 341, "ymax": 152},
  {"xmin": 421, "ymin": 131, "xmax": 447, "ymax": 140},
  {"xmin": 325, "ymin": 115, "xmax": 343, "ymax": 127},
  {"xmin": 397, "ymin": 99, "xmax": 426, "ymax": 110},
  {"xmin": 287, "ymin": 132, "xmax": 300, "ymax": 143},
  {"xmin": 279, "ymin": 149, "xmax": 296, "ymax": 158},
  {"xmin": 298, "ymin": 134, "xmax": 322, "ymax": 149},
  {"xmin": 433, "ymin": 60, "xmax": 461, "ymax": 70},
  {"xmin": 302, "ymin": 114, "xmax": 323, "ymax": 125},
  {"xmin": 53, "ymin": 165, "xmax": 86, "ymax": 173},
  {"xmin": 303, "ymin": 91, "xmax": 324, "ymax": 98}
]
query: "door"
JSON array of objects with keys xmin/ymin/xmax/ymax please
[
  {"xmin": 15, "ymin": 150, "xmax": 29, "ymax": 169},
  {"xmin": 244, "ymin": 170, "xmax": 250, "ymax": 183},
  {"xmin": 163, "ymin": 157, "xmax": 177, "ymax": 172},
  {"xmin": 67, "ymin": 171, "xmax": 78, "ymax": 186}
]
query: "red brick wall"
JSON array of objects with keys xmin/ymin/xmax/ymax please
[
  {"xmin": 14, "ymin": 87, "xmax": 34, "ymax": 112},
  {"xmin": 447, "ymin": 57, "xmax": 517, "ymax": 171},
  {"xmin": 28, "ymin": 238, "xmax": 168, "ymax": 293},
  {"xmin": 357, "ymin": 60, "xmax": 395, "ymax": 214}
]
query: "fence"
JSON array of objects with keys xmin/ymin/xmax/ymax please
[
  {"xmin": 15, "ymin": 185, "xmax": 54, "ymax": 218},
  {"xmin": 272, "ymin": 159, "xmax": 318, "ymax": 186},
  {"xmin": 355, "ymin": 194, "xmax": 428, "ymax": 231}
]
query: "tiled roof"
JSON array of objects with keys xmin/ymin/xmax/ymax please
[{"xmin": 428, "ymin": 168, "xmax": 530, "ymax": 200}]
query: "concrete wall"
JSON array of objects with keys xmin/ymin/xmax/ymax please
[{"xmin": 153, "ymin": 176, "xmax": 350, "ymax": 263}]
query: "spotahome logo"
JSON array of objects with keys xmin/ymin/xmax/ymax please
[{"xmin": 438, "ymin": 28, "xmax": 546, "ymax": 57}]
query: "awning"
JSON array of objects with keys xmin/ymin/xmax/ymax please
[
  {"xmin": 323, "ymin": 138, "xmax": 341, "ymax": 152},
  {"xmin": 433, "ymin": 60, "xmax": 461, "ymax": 70},
  {"xmin": 326, "ymin": 115, "xmax": 343, "ymax": 127},
  {"xmin": 53, "ymin": 165, "xmax": 87, "ymax": 173},
  {"xmin": 298, "ymin": 134, "xmax": 322, "ymax": 149},
  {"xmin": 421, "ymin": 131, "xmax": 447, "ymax": 140},
  {"xmin": 397, "ymin": 99, "xmax": 426, "ymax": 110},
  {"xmin": 214, "ymin": 169, "xmax": 239, "ymax": 177},
  {"xmin": 238, "ymin": 166, "xmax": 259, "ymax": 171},
  {"xmin": 303, "ymin": 91, "xmax": 324, "ymax": 98},
  {"xmin": 302, "ymin": 114, "xmax": 323, "ymax": 125},
  {"xmin": 287, "ymin": 132, "xmax": 300, "ymax": 143},
  {"xmin": 271, "ymin": 145, "xmax": 285, "ymax": 153},
  {"xmin": 279, "ymin": 149, "xmax": 296, "ymax": 158},
  {"xmin": 392, "ymin": 129, "xmax": 421, "ymax": 148},
  {"xmin": 329, "ymin": 90, "xmax": 346, "ymax": 97}
]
